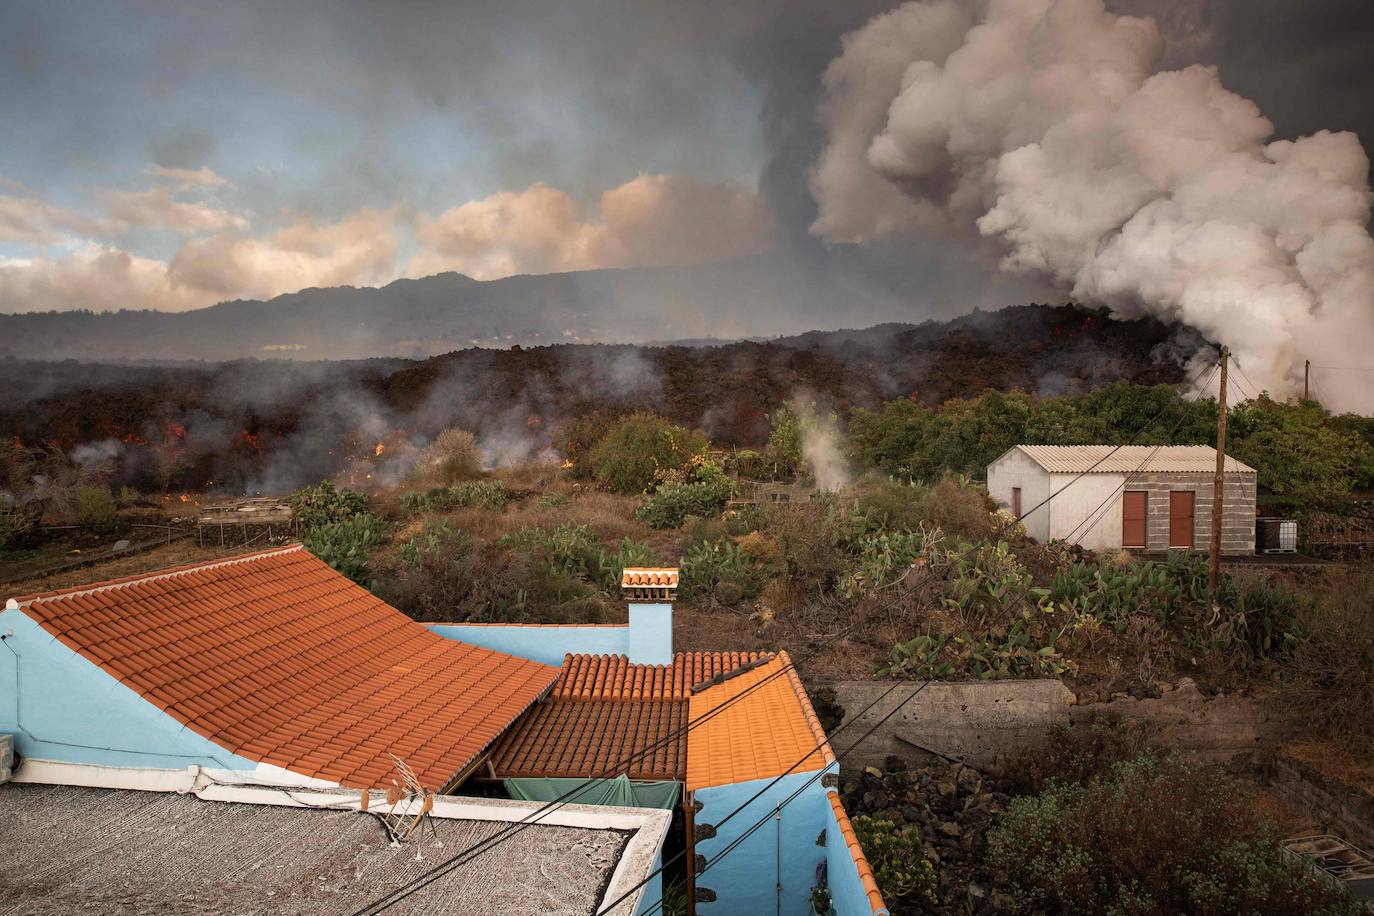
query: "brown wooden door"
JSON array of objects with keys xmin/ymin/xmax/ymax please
[
  {"xmin": 1012, "ymin": 487, "xmax": 1022, "ymax": 518},
  {"xmin": 1122, "ymin": 491, "xmax": 1147, "ymax": 548},
  {"xmin": 1169, "ymin": 490, "xmax": 1195, "ymax": 548}
]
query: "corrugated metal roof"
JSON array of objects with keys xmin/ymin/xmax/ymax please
[{"xmin": 1010, "ymin": 445, "xmax": 1256, "ymax": 474}]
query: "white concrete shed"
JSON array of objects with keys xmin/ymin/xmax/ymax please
[{"xmin": 987, "ymin": 445, "xmax": 1257, "ymax": 554}]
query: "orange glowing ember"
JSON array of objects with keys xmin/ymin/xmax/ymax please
[
  {"xmin": 178, "ymin": 494, "xmax": 189, "ymax": 503},
  {"xmin": 374, "ymin": 442, "xmax": 386, "ymax": 457}
]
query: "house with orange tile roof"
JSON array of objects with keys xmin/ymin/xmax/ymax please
[
  {"xmin": 0, "ymin": 545, "xmax": 557, "ymax": 790},
  {"xmin": 2, "ymin": 553, "xmax": 887, "ymax": 915}
]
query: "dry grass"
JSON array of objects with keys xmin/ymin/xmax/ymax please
[
  {"xmin": 2, "ymin": 538, "xmax": 266, "ymax": 597},
  {"xmin": 1282, "ymin": 738, "xmax": 1374, "ymax": 796}
]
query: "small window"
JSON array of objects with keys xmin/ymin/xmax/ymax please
[{"xmin": 1012, "ymin": 487, "xmax": 1022, "ymax": 518}]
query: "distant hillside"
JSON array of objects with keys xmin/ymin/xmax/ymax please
[
  {"xmin": 0, "ymin": 249, "xmax": 994, "ymax": 361},
  {"xmin": 0, "ymin": 304, "xmax": 1203, "ymax": 494}
]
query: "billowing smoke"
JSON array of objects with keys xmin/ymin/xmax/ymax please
[
  {"xmin": 812, "ymin": 0, "xmax": 1374, "ymax": 411},
  {"xmin": 794, "ymin": 400, "xmax": 853, "ymax": 492}
]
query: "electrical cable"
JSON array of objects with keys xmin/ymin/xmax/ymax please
[
  {"xmin": 608, "ymin": 680, "xmax": 932, "ymax": 916},
  {"xmin": 351, "ymin": 353, "xmax": 1225, "ymax": 915},
  {"xmin": 1062, "ymin": 363, "xmax": 1221, "ymax": 548}
]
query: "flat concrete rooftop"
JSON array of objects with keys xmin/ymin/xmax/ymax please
[{"xmin": 0, "ymin": 782, "xmax": 668, "ymax": 915}]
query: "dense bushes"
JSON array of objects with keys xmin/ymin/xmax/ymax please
[
  {"xmin": 398, "ymin": 481, "xmax": 509, "ymax": 513},
  {"xmin": 300, "ymin": 514, "xmax": 388, "ymax": 585},
  {"xmin": 75, "ymin": 485, "xmax": 117, "ymax": 531},
  {"xmin": 852, "ymin": 816, "xmax": 940, "ymax": 912},
  {"xmin": 289, "ymin": 481, "xmax": 370, "ymax": 528},
  {"xmin": 636, "ymin": 459, "xmax": 733, "ymax": 529},
  {"xmin": 1280, "ymin": 566, "xmax": 1374, "ymax": 756},
  {"xmin": 846, "ymin": 382, "xmax": 1369, "ymax": 511},
  {"xmin": 989, "ymin": 754, "xmax": 1361, "ymax": 915},
  {"xmin": 1001, "ymin": 713, "xmax": 1158, "ymax": 795},
  {"xmin": 502, "ymin": 523, "xmax": 655, "ymax": 594},
  {"xmin": 588, "ymin": 413, "xmax": 708, "ymax": 494}
]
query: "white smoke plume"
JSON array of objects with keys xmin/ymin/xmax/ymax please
[
  {"xmin": 812, "ymin": 0, "xmax": 1374, "ymax": 412},
  {"xmin": 794, "ymin": 400, "xmax": 853, "ymax": 492}
]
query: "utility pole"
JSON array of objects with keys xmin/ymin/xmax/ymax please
[
  {"xmin": 1304, "ymin": 359, "xmax": 1311, "ymax": 402},
  {"xmin": 1208, "ymin": 346, "xmax": 1228, "ymax": 608}
]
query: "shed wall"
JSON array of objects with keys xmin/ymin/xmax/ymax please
[
  {"xmin": 1047, "ymin": 472, "xmax": 1128, "ymax": 551},
  {"xmin": 987, "ymin": 450, "xmax": 1052, "ymax": 542},
  {"xmin": 1128, "ymin": 472, "xmax": 1256, "ymax": 555}
]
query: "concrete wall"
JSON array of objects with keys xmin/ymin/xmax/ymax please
[
  {"xmin": 1046, "ymin": 471, "xmax": 1128, "ymax": 551},
  {"xmin": 0, "ymin": 607, "xmax": 257, "ymax": 771},
  {"xmin": 695, "ymin": 767, "xmax": 834, "ymax": 916},
  {"xmin": 833, "ymin": 680, "xmax": 1076, "ymax": 773},
  {"xmin": 824, "ymin": 790, "xmax": 887, "ymax": 916},
  {"xmin": 987, "ymin": 449, "xmax": 1052, "ymax": 543},
  {"xmin": 1127, "ymin": 472, "xmax": 1256, "ymax": 555},
  {"xmin": 833, "ymin": 679, "xmax": 1287, "ymax": 774},
  {"xmin": 427, "ymin": 602, "xmax": 673, "ymax": 665},
  {"xmin": 1266, "ymin": 754, "xmax": 1374, "ymax": 850}
]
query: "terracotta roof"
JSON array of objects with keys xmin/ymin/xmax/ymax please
[
  {"xmin": 489, "ymin": 698, "xmax": 686, "ymax": 781},
  {"xmin": 1007, "ymin": 445, "xmax": 1256, "ymax": 474},
  {"xmin": 11, "ymin": 545, "xmax": 558, "ymax": 789},
  {"xmin": 826, "ymin": 790, "xmax": 888, "ymax": 914},
  {"xmin": 685, "ymin": 651, "xmax": 834, "ymax": 791},
  {"xmin": 555, "ymin": 652, "xmax": 769, "ymax": 701},
  {"xmin": 489, "ymin": 651, "xmax": 773, "ymax": 783},
  {"xmin": 620, "ymin": 568, "xmax": 678, "ymax": 589}
]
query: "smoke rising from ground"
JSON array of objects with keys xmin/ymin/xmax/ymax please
[
  {"xmin": 794, "ymin": 400, "xmax": 853, "ymax": 492},
  {"xmin": 812, "ymin": 0, "xmax": 1374, "ymax": 411}
]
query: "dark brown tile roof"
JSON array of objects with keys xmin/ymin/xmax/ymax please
[
  {"xmin": 489, "ymin": 698, "xmax": 686, "ymax": 781},
  {"xmin": 11, "ymin": 545, "xmax": 558, "ymax": 790},
  {"xmin": 489, "ymin": 651, "xmax": 774, "ymax": 783},
  {"xmin": 555, "ymin": 652, "xmax": 769, "ymax": 701}
]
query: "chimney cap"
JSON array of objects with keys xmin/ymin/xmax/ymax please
[{"xmin": 621, "ymin": 567, "xmax": 678, "ymax": 600}]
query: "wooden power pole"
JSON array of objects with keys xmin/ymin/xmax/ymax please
[
  {"xmin": 1304, "ymin": 359, "xmax": 1311, "ymax": 402},
  {"xmin": 1208, "ymin": 347, "xmax": 1229, "ymax": 608}
]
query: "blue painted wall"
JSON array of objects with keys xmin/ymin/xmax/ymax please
[
  {"xmin": 627, "ymin": 602, "xmax": 672, "ymax": 665},
  {"xmin": 824, "ymin": 790, "xmax": 887, "ymax": 916},
  {"xmin": 694, "ymin": 766, "xmax": 835, "ymax": 916},
  {"xmin": 0, "ymin": 607, "xmax": 257, "ymax": 771},
  {"xmin": 426, "ymin": 623, "xmax": 630, "ymax": 666}
]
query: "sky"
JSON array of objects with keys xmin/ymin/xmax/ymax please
[{"xmin": 1, "ymin": 0, "xmax": 1371, "ymax": 316}]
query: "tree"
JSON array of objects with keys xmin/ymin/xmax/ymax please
[{"xmin": 589, "ymin": 413, "xmax": 708, "ymax": 494}]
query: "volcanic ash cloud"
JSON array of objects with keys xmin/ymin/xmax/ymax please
[{"xmin": 811, "ymin": 0, "xmax": 1374, "ymax": 411}]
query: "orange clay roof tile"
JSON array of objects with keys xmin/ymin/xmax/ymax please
[
  {"xmin": 685, "ymin": 651, "xmax": 834, "ymax": 791},
  {"xmin": 11, "ymin": 545, "xmax": 558, "ymax": 789},
  {"xmin": 620, "ymin": 568, "xmax": 679, "ymax": 589},
  {"xmin": 489, "ymin": 651, "xmax": 774, "ymax": 782},
  {"xmin": 827, "ymin": 790, "xmax": 889, "ymax": 914}
]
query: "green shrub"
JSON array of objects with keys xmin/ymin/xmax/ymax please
[
  {"xmin": 681, "ymin": 539, "xmax": 759, "ymax": 604},
  {"xmin": 1281, "ymin": 566, "xmax": 1374, "ymax": 756},
  {"xmin": 378, "ymin": 520, "xmax": 607, "ymax": 624},
  {"xmin": 398, "ymin": 480, "xmax": 509, "ymax": 513},
  {"xmin": 290, "ymin": 481, "xmax": 370, "ymax": 529},
  {"xmin": 301, "ymin": 513, "xmax": 388, "ymax": 585},
  {"xmin": 762, "ymin": 499, "xmax": 851, "ymax": 598},
  {"xmin": 589, "ymin": 413, "xmax": 708, "ymax": 494},
  {"xmin": 502, "ymin": 523, "xmax": 655, "ymax": 593},
  {"xmin": 557, "ymin": 411, "xmax": 623, "ymax": 480},
  {"xmin": 838, "ymin": 526, "xmax": 942, "ymax": 599},
  {"xmin": 637, "ymin": 477, "xmax": 733, "ymax": 529},
  {"xmin": 764, "ymin": 406, "xmax": 802, "ymax": 478},
  {"xmin": 1002, "ymin": 713, "xmax": 1158, "ymax": 795},
  {"xmin": 75, "ymin": 485, "xmax": 117, "ymax": 531},
  {"xmin": 851, "ymin": 816, "xmax": 939, "ymax": 911},
  {"xmin": 881, "ymin": 623, "xmax": 1071, "ymax": 681},
  {"xmin": 989, "ymin": 754, "xmax": 1361, "ymax": 915},
  {"xmin": 537, "ymin": 492, "xmax": 571, "ymax": 509}
]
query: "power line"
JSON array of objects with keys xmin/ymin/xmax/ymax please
[
  {"xmin": 1062, "ymin": 363, "xmax": 1221, "ymax": 547},
  {"xmin": 618, "ymin": 680, "xmax": 932, "ymax": 916},
  {"xmin": 1310, "ymin": 365, "xmax": 1374, "ymax": 372},
  {"xmin": 351, "ymin": 354, "xmax": 1228, "ymax": 914}
]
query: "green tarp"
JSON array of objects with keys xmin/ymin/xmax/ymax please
[{"xmin": 504, "ymin": 775, "xmax": 680, "ymax": 810}]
